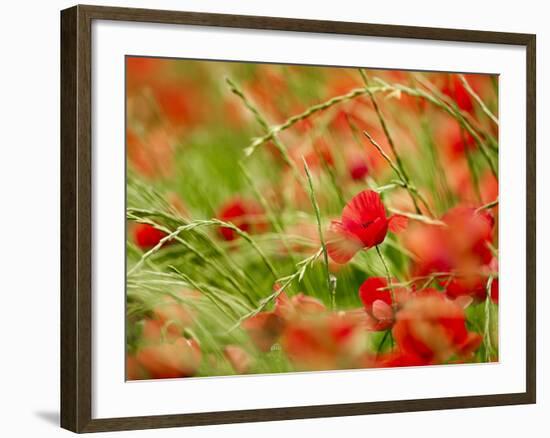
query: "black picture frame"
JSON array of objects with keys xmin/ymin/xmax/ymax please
[{"xmin": 61, "ymin": 4, "xmax": 536, "ymax": 433}]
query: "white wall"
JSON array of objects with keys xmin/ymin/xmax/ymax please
[{"xmin": 0, "ymin": 0, "xmax": 545, "ymax": 436}]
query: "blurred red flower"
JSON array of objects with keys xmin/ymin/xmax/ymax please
[
  {"xmin": 347, "ymin": 155, "xmax": 369, "ymax": 181},
  {"xmin": 136, "ymin": 337, "xmax": 201, "ymax": 379},
  {"xmin": 392, "ymin": 295, "xmax": 482, "ymax": 364},
  {"xmin": 445, "ymin": 275, "xmax": 488, "ymax": 302},
  {"xmin": 404, "ymin": 206, "xmax": 494, "ymax": 278},
  {"xmin": 326, "ymin": 190, "xmax": 408, "ymax": 263},
  {"xmin": 358, "ymin": 277, "xmax": 409, "ymax": 331},
  {"xmin": 281, "ymin": 313, "xmax": 367, "ymax": 371},
  {"xmin": 133, "ymin": 223, "xmax": 167, "ymax": 250},
  {"xmin": 241, "ymin": 311, "xmax": 284, "ymax": 352},
  {"xmin": 375, "ymin": 351, "xmax": 430, "ymax": 368},
  {"xmin": 242, "ymin": 292, "xmax": 325, "ymax": 352},
  {"xmin": 491, "ymin": 279, "xmax": 499, "ymax": 304},
  {"xmin": 217, "ymin": 197, "xmax": 268, "ymax": 241},
  {"xmin": 442, "ymin": 75, "xmax": 474, "ymax": 113},
  {"xmin": 274, "ymin": 292, "xmax": 326, "ymax": 320}
]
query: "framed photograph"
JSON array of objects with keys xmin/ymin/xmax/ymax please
[{"xmin": 60, "ymin": 4, "xmax": 536, "ymax": 433}]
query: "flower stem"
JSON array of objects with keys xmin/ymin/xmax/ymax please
[
  {"xmin": 364, "ymin": 130, "xmax": 434, "ymax": 217},
  {"xmin": 376, "ymin": 245, "xmax": 395, "ymax": 305},
  {"xmin": 244, "ymin": 85, "xmax": 385, "ymax": 155},
  {"xmin": 303, "ymin": 158, "xmax": 333, "ymax": 307},
  {"xmin": 360, "ymin": 69, "xmax": 421, "ymax": 215},
  {"xmin": 458, "ymin": 74, "xmax": 499, "ymax": 126},
  {"xmin": 376, "ymin": 329, "xmax": 391, "ymax": 357},
  {"xmin": 226, "ymin": 77, "xmax": 303, "ymax": 184}
]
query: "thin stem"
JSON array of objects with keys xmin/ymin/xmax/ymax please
[
  {"xmin": 463, "ymin": 126, "xmax": 483, "ymax": 204},
  {"xmin": 244, "ymin": 86, "xmax": 385, "ymax": 155},
  {"xmin": 364, "ymin": 130, "xmax": 434, "ymax": 217},
  {"xmin": 476, "ymin": 197, "xmax": 499, "ymax": 213},
  {"xmin": 359, "ymin": 69, "xmax": 421, "ymax": 215},
  {"xmin": 375, "ymin": 77, "xmax": 498, "ymax": 178},
  {"xmin": 420, "ymin": 117, "xmax": 455, "ymax": 209},
  {"xmin": 379, "ymin": 272, "xmax": 456, "ymax": 290},
  {"xmin": 208, "ymin": 219, "xmax": 279, "ymax": 280},
  {"xmin": 387, "ymin": 207, "xmax": 446, "ymax": 227},
  {"xmin": 168, "ymin": 266, "xmax": 241, "ymax": 320},
  {"xmin": 227, "ymin": 248, "xmax": 323, "ymax": 332},
  {"xmin": 302, "ymin": 157, "xmax": 333, "ymax": 307},
  {"xmin": 375, "ymin": 245, "xmax": 395, "ymax": 304},
  {"xmin": 226, "ymin": 77, "xmax": 304, "ymax": 184},
  {"xmin": 376, "ymin": 330, "xmax": 391, "ymax": 357},
  {"xmin": 458, "ymin": 74, "xmax": 499, "ymax": 126},
  {"xmin": 127, "ymin": 215, "xmax": 248, "ymax": 297},
  {"xmin": 126, "ymin": 207, "xmax": 255, "ymax": 286}
]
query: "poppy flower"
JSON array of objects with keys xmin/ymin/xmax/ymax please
[
  {"xmin": 280, "ymin": 313, "xmax": 367, "ymax": 371},
  {"xmin": 151, "ymin": 79, "xmax": 206, "ymax": 128},
  {"xmin": 241, "ymin": 311, "xmax": 284, "ymax": 352},
  {"xmin": 375, "ymin": 351, "xmax": 430, "ymax": 368},
  {"xmin": 490, "ymin": 279, "xmax": 499, "ymax": 304},
  {"xmin": 358, "ymin": 277, "xmax": 410, "ymax": 331},
  {"xmin": 442, "ymin": 75, "xmax": 474, "ymax": 113},
  {"xmin": 217, "ymin": 197, "xmax": 268, "ymax": 241},
  {"xmin": 392, "ymin": 295, "xmax": 482, "ymax": 364},
  {"xmin": 274, "ymin": 292, "xmax": 326, "ymax": 320},
  {"xmin": 348, "ymin": 156, "xmax": 369, "ymax": 181},
  {"xmin": 326, "ymin": 190, "xmax": 408, "ymax": 263},
  {"xmin": 136, "ymin": 337, "xmax": 201, "ymax": 379},
  {"xmin": 445, "ymin": 275, "xmax": 489, "ymax": 302},
  {"xmin": 404, "ymin": 206, "xmax": 495, "ymax": 278},
  {"xmin": 242, "ymin": 292, "xmax": 325, "ymax": 352},
  {"xmin": 133, "ymin": 223, "xmax": 168, "ymax": 250}
]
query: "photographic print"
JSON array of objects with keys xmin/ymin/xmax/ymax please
[{"xmin": 125, "ymin": 57, "xmax": 499, "ymax": 380}]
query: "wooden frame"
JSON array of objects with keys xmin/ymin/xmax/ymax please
[{"xmin": 60, "ymin": 4, "xmax": 536, "ymax": 433}]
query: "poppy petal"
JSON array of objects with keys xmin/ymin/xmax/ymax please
[
  {"xmin": 342, "ymin": 190, "xmax": 386, "ymax": 228},
  {"xmin": 371, "ymin": 299, "xmax": 394, "ymax": 321},
  {"xmin": 454, "ymin": 295, "xmax": 474, "ymax": 309},
  {"xmin": 388, "ymin": 214, "xmax": 409, "ymax": 233},
  {"xmin": 326, "ymin": 221, "xmax": 363, "ymax": 264}
]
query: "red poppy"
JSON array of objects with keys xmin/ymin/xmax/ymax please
[
  {"xmin": 348, "ymin": 156, "xmax": 369, "ymax": 181},
  {"xmin": 133, "ymin": 223, "xmax": 167, "ymax": 250},
  {"xmin": 404, "ymin": 206, "xmax": 495, "ymax": 278},
  {"xmin": 442, "ymin": 75, "xmax": 474, "ymax": 113},
  {"xmin": 280, "ymin": 313, "xmax": 367, "ymax": 371},
  {"xmin": 445, "ymin": 275, "xmax": 488, "ymax": 302},
  {"xmin": 151, "ymin": 80, "xmax": 206, "ymax": 128},
  {"xmin": 274, "ymin": 292, "xmax": 326, "ymax": 320},
  {"xmin": 392, "ymin": 295, "xmax": 482, "ymax": 364},
  {"xmin": 326, "ymin": 190, "xmax": 408, "ymax": 263},
  {"xmin": 375, "ymin": 351, "xmax": 430, "ymax": 368},
  {"xmin": 358, "ymin": 277, "xmax": 408, "ymax": 331},
  {"xmin": 490, "ymin": 279, "xmax": 499, "ymax": 304},
  {"xmin": 217, "ymin": 197, "xmax": 268, "ymax": 241},
  {"xmin": 241, "ymin": 311, "xmax": 284, "ymax": 352},
  {"xmin": 242, "ymin": 292, "xmax": 325, "ymax": 352},
  {"xmin": 136, "ymin": 337, "xmax": 201, "ymax": 379}
]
